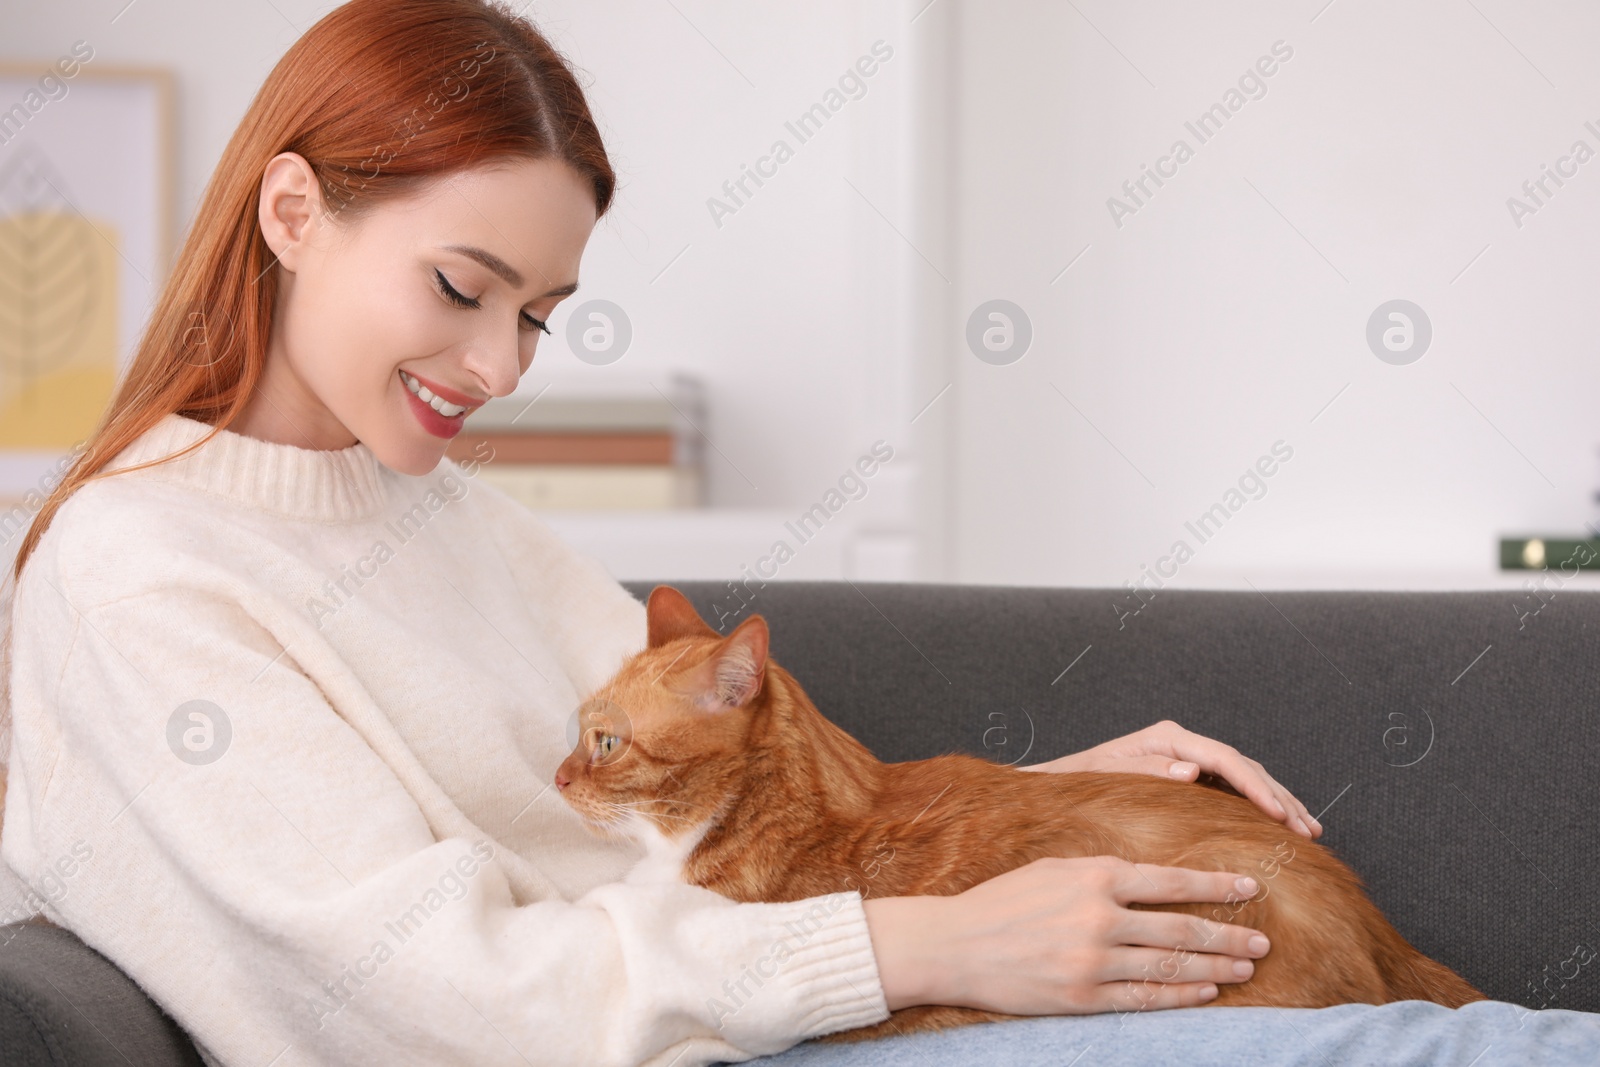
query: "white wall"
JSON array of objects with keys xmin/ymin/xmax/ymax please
[
  {"xmin": 0, "ymin": 0, "xmax": 930, "ymax": 580},
  {"xmin": 945, "ymin": 0, "xmax": 1600, "ymax": 588},
  {"xmin": 6, "ymin": 0, "xmax": 1596, "ymax": 590}
]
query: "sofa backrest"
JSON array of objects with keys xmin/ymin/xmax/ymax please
[{"xmin": 623, "ymin": 581, "xmax": 1600, "ymax": 1013}]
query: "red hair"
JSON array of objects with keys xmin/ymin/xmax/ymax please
[
  {"xmin": 7, "ymin": 0, "xmax": 614, "ymax": 587},
  {"xmin": 0, "ymin": 0, "xmax": 615, "ymax": 799}
]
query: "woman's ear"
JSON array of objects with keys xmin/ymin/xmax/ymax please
[
  {"xmin": 646, "ymin": 585, "xmax": 719, "ymax": 648},
  {"xmin": 257, "ymin": 151, "xmax": 328, "ymax": 272}
]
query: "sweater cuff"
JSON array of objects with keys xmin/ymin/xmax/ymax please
[{"xmin": 764, "ymin": 891, "xmax": 891, "ymax": 1040}]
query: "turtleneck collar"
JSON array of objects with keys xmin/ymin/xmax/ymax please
[{"xmin": 103, "ymin": 412, "xmax": 396, "ymax": 523}]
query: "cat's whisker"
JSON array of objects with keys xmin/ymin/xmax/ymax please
[
  {"xmin": 599, "ymin": 798, "xmax": 701, "ymax": 825},
  {"xmin": 597, "ymin": 799, "xmax": 694, "ymax": 823},
  {"xmin": 611, "ymin": 798, "xmax": 705, "ymax": 817},
  {"xmin": 617, "ymin": 808, "xmax": 695, "ymax": 824}
]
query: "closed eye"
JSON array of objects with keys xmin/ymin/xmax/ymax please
[{"xmin": 434, "ymin": 268, "xmax": 551, "ymax": 334}]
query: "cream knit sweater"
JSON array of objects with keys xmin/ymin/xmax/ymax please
[{"xmin": 0, "ymin": 413, "xmax": 889, "ymax": 1067}]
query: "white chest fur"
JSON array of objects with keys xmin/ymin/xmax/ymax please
[{"xmin": 620, "ymin": 813, "xmax": 716, "ymax": 886}]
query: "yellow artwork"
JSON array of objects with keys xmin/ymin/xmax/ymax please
[{"xmin": 0, "ymin": 208, "xmax": 121, "ymax": 449}]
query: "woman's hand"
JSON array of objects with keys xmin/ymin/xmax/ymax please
[
  {"xmin": 1017, "ymin": 719, "xmax": 1322, "ymax": 840},
  {"xmin": 862, "ymin": 856, "xmax": 1271, "ymax": 1016}
]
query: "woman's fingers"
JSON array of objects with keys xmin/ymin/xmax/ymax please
[
  {"xmin": 1113, "ymin": 862, "xmax": 1259, "ymax": 907},
  {"xmin": 1037, "ymin": 720, "xmax": 1325, "ymax": 840},
  {"xmin": 1111, "ymin": 754, "xmax": 1201, "ymax": 780},
  {"xmin": 928, "ymin": 856, "xmax": 1283, "ymax": 1020},
  {"xmin": 1099, "ymin": 944, "xmax": 1260, "ymax": 987},
  {"xmin": 1101, "ymin": 979, "xmax": 1221, "ymax": 1013},
  {"xmin": 1251, "ymin": 769, "xmax": 1319, "ymax": 840},
  {"xmin": 1150, "ymin": 722, "xmax": 1323, "ymax": 839},
  {"xmin": 1110, "ymin": 907, "xmax": 1271, "ymax": 965},
  {"xmin": 1101, "ymin": 862, "xmax": 1272, "ymax": 962},
  {"xmin": 1214, "ymin": 751, "xmax": 1314, "ymax": 838}
]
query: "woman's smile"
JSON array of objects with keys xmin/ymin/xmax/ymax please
[{"xmin": 399, "ymin": 368, "xmax": 480, "ymax": 439}]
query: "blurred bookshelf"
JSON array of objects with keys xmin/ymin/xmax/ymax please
[
  {"xmin": 452, "ymin": 371, "xmax": 917, "ymax": 582},
  {"xmin": 450, "ymin": 372, "xmax": 706, "ymax": 510}
]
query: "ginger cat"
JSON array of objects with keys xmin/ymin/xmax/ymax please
[{"xmin": 553, "ymin": 586, "xmax": 1483, "ymax": 1042}]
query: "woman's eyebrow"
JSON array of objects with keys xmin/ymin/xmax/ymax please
[{"xmin": 439, "ymin": 243, "xmax": 580, "ymax": 298}]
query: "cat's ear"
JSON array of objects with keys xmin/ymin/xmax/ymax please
[
  {"xmin": 646, "ymin": 585, "xmax": 719, "ymax": 648},
  {"xmin": 687, "ymin": 616, "xmax": 770, "ymax": 713},
  {"xmin": 672, "ymin": 614, "xmax": 771, "ymax": 713}
]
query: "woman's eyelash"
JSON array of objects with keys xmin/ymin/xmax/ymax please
[
  {"xmin": 433, "ymin": 268, "xmax": 551, "ymax": 334},
  {"xmin": 433, "ymin": 268, "xmax": 478, "ymax": 309}
]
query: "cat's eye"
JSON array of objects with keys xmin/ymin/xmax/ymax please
[{"xmin": 591, "ymin": 732, "xmax": 620, "ymax": 763}]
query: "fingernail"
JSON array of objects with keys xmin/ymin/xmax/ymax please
[
  {"xmin": 1234, "ymin": 876, "xmax": 1258, "ymax": 897},
  {"xmin": 1200, "ymin": 984, "xmax": 1218, "ymax": 1002},
  {"xmin": 1169, "ymin": 761, "xmax": 1196, "ymax": 778},
  {"xmin": 1233, "ymin": 959, "xmax": 1254, "ymax": 978},
  {"xmin": 1249, "ymin": 935, "xmax": 1270, "ymax": 956}
]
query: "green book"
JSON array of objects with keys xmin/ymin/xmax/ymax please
[{"xmin": 1499, "ymin": 537, "xmax": 1600, "ymax": 571}]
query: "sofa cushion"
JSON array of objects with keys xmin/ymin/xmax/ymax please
[{"xmin": 0, "ymin": 918, "xmax": 203, "ymax": 1066}]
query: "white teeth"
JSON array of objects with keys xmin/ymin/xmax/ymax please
[{"xmin": 400, "ymin": 370, "xmax": 467, "ymax": 417}]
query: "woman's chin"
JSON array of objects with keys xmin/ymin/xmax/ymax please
[{"xmin": 367, "ymin": 436, "xmax": 447, "ymax": 476}]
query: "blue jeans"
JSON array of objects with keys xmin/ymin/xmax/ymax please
[{"xmin": 721, "ymin": 1000, "xmax": 1600, "ymax": 1066}]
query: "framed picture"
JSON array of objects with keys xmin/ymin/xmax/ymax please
[{"xmin": 0, "ymin": 60, "xmax": 173, "ymax": 545}]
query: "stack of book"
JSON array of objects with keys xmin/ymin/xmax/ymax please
[{"xmin": 446, "ymin": 372, "xmax": 706, "ymax": 510}]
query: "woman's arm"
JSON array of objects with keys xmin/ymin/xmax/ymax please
[
  {"xmin": 1018, "ymin": 720, "xmax": 1323, "ymax": 840},
  {"xmin": 2, "ymin": 542, "xmax": 887, "ymax": 1066}
]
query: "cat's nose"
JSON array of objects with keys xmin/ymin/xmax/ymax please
[{"xmin": 554, "ymin": 770, "xmax": 569, "ymax": 791}]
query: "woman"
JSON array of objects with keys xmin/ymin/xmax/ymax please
[{"xmin": 0, "ymin": 2, "xmax": 1592, "ymax": 1064}]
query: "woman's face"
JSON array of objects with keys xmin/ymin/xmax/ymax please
[{"xmin": 248, "ymin": 153, "xmax": 597, "ymax": 473}]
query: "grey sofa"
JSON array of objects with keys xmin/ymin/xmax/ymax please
[{"xmin": 2, "ymin": 582, "xmax": 1595, "ymax": 1064}]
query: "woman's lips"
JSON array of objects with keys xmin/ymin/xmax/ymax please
[
  {"xmin": 402, "ymin": 369, "xmax": 481, "ymax": 409},
  {"xmin": 400, "ymin": 369, "xmax": 473, "ymax": 440}
]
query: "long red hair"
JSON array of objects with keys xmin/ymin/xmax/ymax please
[{"xmin": 0, "ymin": 0, "xmax": 615, "ymax": 809}]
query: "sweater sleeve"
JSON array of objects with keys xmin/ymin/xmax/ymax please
[{"xmin": 1, "ymin": 531, "xmax": 890, "ymax": 1066}]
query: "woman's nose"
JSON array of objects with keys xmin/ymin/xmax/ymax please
[{"xmin": 462, "ymin": 337, "xmax": 524, "ymax": 398}]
